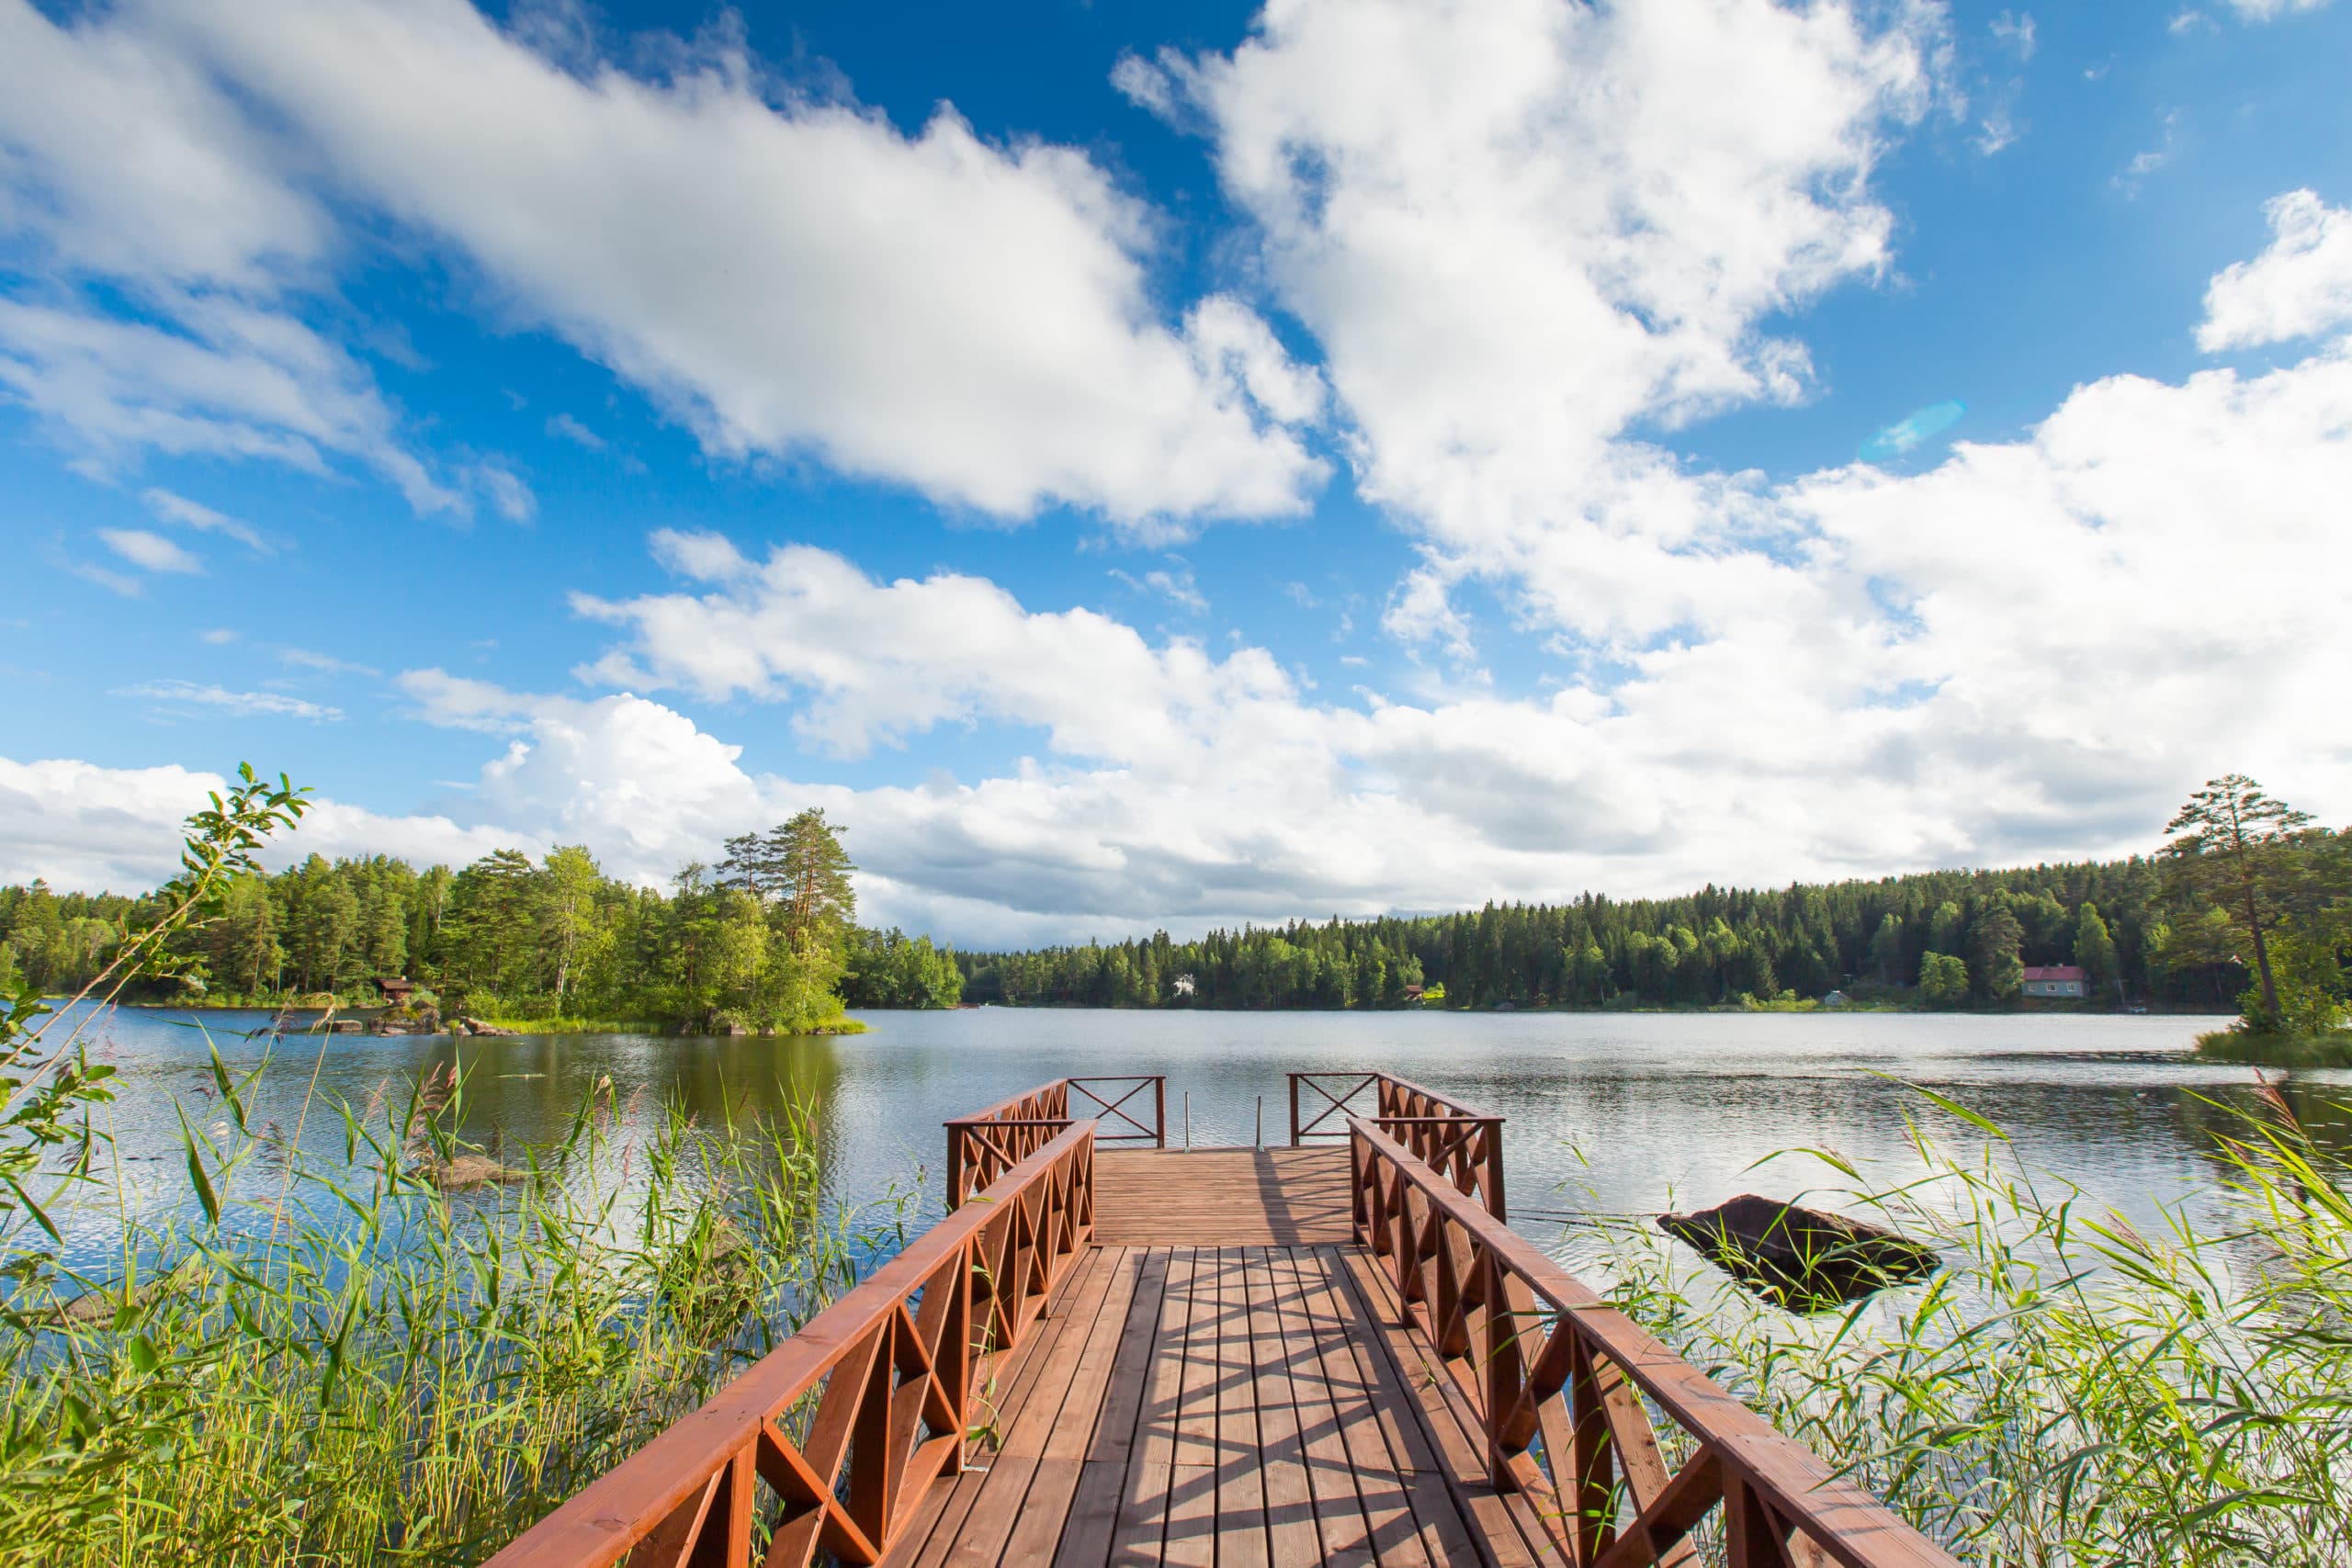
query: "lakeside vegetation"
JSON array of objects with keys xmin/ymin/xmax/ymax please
[
  {"xmin": 1594, "ymin": 1082, "xmax": 2352, "ymax": 1563},
  {"xmin": 0, "ymin": 771, "xmax": 897, "ymax": 1563},
  {"xmin": 7, "ymin": 775, "xmax": 2342, "ymax": 1061},
  {"xmin": 0, "ymin": 807, "xmax": 957, "ymax": 1036}
]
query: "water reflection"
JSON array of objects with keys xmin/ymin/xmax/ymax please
[{"xmin": 31, "ymin": 1002, "xmax": 2350, "ymax": 1279}]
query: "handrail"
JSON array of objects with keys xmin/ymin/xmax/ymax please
[
  {"xmin": 945, "ymin": 1077, "xmax": 1162, "ymax": 1208},
  {"xmin": 486, "ymin": 1119, "xmax": 1096, "ymax": 1568},
  {"xmin": 1295, "ymin": 1071, "xmax": 1508, "ymax": 1219},
  {"xmin": 1348, "ymin": 1118, "xmax": 1960, "ymax": 1568}
]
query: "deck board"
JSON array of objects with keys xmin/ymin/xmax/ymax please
[
  {"xmin": 1091, "ymin": 1147, "xmax": 1352, "ymax": 1245},
  {"xmin": 901, "ymin": 1142, "xmax": 1527, "ymax": 1567},
  {"xmin": 912, "ymin": 1244, "xmax": 1490, "ymax": 1567}
]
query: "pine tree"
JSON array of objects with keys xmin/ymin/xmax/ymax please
[{"xmin": 2165, "ymin": 773, "xmax": 2313, "ymax": 1026}]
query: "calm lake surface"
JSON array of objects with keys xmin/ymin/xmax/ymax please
[{"xmin": 36, "ymin": 1003, "xmax": 2351, "ymax": 1276}]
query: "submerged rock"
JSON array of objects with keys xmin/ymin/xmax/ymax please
[
  {"xmin": 1657, "ymin": 1193, "xmax": 1937, "ymax": 1310},
  {"xmin": 26, "ymin": 1258, "xmax": 209, "ymax": 1328},
  {"xmin": 413, "ymin": 1153, "xmax": 526, "ymax": 1190}
]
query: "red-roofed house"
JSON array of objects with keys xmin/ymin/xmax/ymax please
[{"xmin": 2020, "ymin": 964, "xmax": 2087, "ymax": 999}]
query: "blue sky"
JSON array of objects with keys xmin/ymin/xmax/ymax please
[{"xmin": 4, "ymin": 0, "xmax": 2350, "ymax": 944}]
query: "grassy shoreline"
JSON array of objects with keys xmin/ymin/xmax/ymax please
[
  {"xmin": 2196, "ymin": 1027, "xmax": 2352, "ymax": 1067},
  {"xmin": 105, "ymin": 1002, "xmax": 873, "ymax": 1037}
]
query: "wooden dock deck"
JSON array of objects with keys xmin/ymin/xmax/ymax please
[
  {"xmin": 880, "ymin": 1242, "xmax": 1487, "ymax": 1568},
  {"xmin": 489, "ymin": 1073, "xmax": 1962, "ymax": 1568},
  {"xmin": 1091, "ymin": 1148, "xmax": 1354, "ymax": 1245}
]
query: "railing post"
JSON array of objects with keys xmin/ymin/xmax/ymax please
[
  {"xmin": 1482, "ymin": 1118, "xmax": 1507, "ymax": 1223},
  {"xmin": 1287, "ymin": 1072, "xmax": 1300, "ymax": 1146},
  {"xmin": 1155, "ymin": 1076, "xmax": 1166, "ymax": 1149},
  {"xmin": 1483, "ymin": 1246, "xmax": 1519, "ymax": 1494},
  {"xmin": 945, "ymin": 1125, "xmax": 965, "ymax": 1213}
]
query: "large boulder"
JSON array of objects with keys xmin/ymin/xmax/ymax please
[{"xmin": 1657, "ymin": 1194, "xmax": 1937, "ymax": 1310}]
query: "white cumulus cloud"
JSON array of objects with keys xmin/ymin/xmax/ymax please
[
  {"xmin": 2199, "ymin": 189, "xmax": 2352, "ymax": 352},
  {"xmin": 1125, "ymin": 0, "xmax": 1940, "ymax": 649},
  {"xmin": 150, "ymin": 0, "xmax": 1327, "ymax": 530}
]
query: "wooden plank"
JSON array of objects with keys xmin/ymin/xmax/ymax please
[
  {"xmin": 937, "ymin": 1455, "xmax": 1041, "ymax": 1568},
  {"xmin": 1161, "ymin": 1462, "xmax": 1219, "ymax": 1568},
  {"xmin": 1106, "ymin": 1459, "xmax": 1174, "ymax": 1568},
  {"xmin": 1003, "ymin": 1243, "xmax": 1126, "ymax": 1459},
  {"xmin": 1290, "ymin": 1247, "xmax": 1431, "ymax": 1568},
  {"xmin": 892, "ymin": 1247, "xmax": 1107, "ymax": 1568},
  {"xmin": 1052, "ymin": 1251, "xmax": 1175, "ymax": 1567},
  {"xmin": 1332, "ymin": 1247, "xmax": 1555, "ymax": 1568},
  {"xmin": 1269, "ymin": 1247, "xmax": 1378, "ymax": 1568},
  {"xmin": 1173, "ymin": 1249, "xmax": 1222, "ymax": 1469},
  {"xmin": 1000, "ymin": 1459, "xmax": 1091, "ymax": 1568},
  {"xmin": 1243, "ymin": 1248, "xmax": 1323, "ymax": 1568},
  {"xmin": 1108, "ymin": 1248, "xmax": 1196, "ymax": 1562},
  {"xmin": 1092, "ymin": 1150, "xmax": 1354, "ymax": 1246},
  {"xmin": 1308, "ymin": 1245, "xmax": 1472, "ymax": 1566},
  {"xmin": 1408, "ymin": 1472, "xmax": 1491, "ymax": 1568},
  {"xmin": 1216, "ymin": 1248, "xmax": 1271, "ymax": 1568},
  {"xmin": 937, "ymin": 1244, "xmax": 1121, "ymax": 1568},
  {"xmin": 1035, "ymin": 1247, "xmax": 1147, "ymax": 1462}
]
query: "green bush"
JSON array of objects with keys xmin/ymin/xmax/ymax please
[
  {"xmin": 0, "ymin": 1059, "xmax": 906, "ymax": 1565},
  {"xmin": 1592, "ymin": 1087, "xmax": 2352, "ymax": 1564},
  {"xmin": 1918, "ymin": 951, "xmax": 1970, "ymax": 1008}
]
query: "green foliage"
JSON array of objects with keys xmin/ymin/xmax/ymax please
[
  {"xmin": 1917, "ymin": 951, "xmax": 1971, "ymax": 1007},
  {"xmin": 842, "ymin": 928, "xmax": 963, "ymax": 1009},
  {"xmin": 1967, "ymin": 902, "xmax": 2025, "ymax": 1001},
  {"xmin": 2073, "ymin": 900, "xmax": 2119, "ymax": 998},
  {"xmin": 0, "ymin": 812, "xmax": 896, "ymax": 1032},
  {"xmin": 2165, "ymin": 773, "xmax": 2316, "ymax": 1026},
  {"xmin": 0, "ymin": 1059, "xmax": 898, "ymax": 1564},
  {"xmin": 1, "ymin": 765, "xmax": 308, "ymax": 1245},
  {"xmin": 957, "ymin": 853, "xmax": 2261, "ymax": 1010},
  {"xmin": 2160, "ymin": 775, "xmax": 2349, "ymax": 1040},
  {"xmin": 1599, "ymin": 1089, "xmax": 2352, "ymax": 1563}
]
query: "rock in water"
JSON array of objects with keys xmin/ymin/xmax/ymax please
[{"xmin": 1657, "ymin": 1193, "xmax": 1937, "ymax": 1310}]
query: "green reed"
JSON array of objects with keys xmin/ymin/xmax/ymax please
[
  {"xmin": 1582, "ymin": 1081, "xmax": 2352, "ymax": 1566},
  {"xmin": 0, "ymin": 1045, "xmax": 910, "ymax": 1566}
]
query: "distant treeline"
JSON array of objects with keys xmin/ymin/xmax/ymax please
[
  {"xmin": 0, "ymin": 810, "xmax": 960, "ymax": 1030},
  {"xmin": 8, "ymin": 792, "xmax": 2344, "ymax": 1025},
  {"xmin": 957, "ymin": 854, "xmax": 2307, "ymax": 1011}
]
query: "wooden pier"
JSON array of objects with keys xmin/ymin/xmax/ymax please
[{"xmin": 488, "ymin": 1074, "xmax": 1960, "ymax": 1568}]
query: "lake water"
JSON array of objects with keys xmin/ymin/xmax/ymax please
[{"xmin": 34, "ymin": 1002, "xmax": 2350, "ymax": 1278}]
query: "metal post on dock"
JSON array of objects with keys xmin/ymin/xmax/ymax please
[
  {"xmin": 1183, "ymin": 1091, "xmax": 1191, "ymax": 1151},
  {"xmin": 1256, "ymin": 1096, "xmax": 1262, "ymax": 1147}
]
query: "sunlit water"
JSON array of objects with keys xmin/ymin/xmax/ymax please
[{"xmin": 30, "ymin": 1002, "xmax": 2350, "ymax": 1279}]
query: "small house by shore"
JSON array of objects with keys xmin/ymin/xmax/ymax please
[{"xmin": 2021, "ymin": 964, "xmax": 2088, "ymax": 999}]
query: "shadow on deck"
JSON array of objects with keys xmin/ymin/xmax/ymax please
[{"xmin": 487, "ymin": 1073, "xmax": 1960, "ymax": 1568}]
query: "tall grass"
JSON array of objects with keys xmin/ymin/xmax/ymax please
[
  {"xmin": 1586, "ymin": 1082, "xmax": 2352, "ymax": 1565},
  {"xmin": 0, "ymin": 1041, "xmax": 911, "ymax": 1566}
]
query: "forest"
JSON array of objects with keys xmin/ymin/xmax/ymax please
[
  {"xmin": 0, "ymin": 808, "xmax": 958, "ymax": 1032},
  {"xmin": 5, "ymin": 780, "xmax": 2344, "ymax": 1028},
  {"xmin": 961, "ymin": 788, "xmax": 2350, "ymax": 1023}
]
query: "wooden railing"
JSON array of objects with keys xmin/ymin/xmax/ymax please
[
  {"xmin": 1294, "ymin": 1070, "xmax": 1509, "ymax": 1219},
  {"xmin": 1348, "ymin": 1118, "xmax": 1961, "ymax": 1568},
  {"xmin": 485, "ymin": 1119, "xmax": 1094, "ymax": 1568},
  {"xmin": 944, "ymin": 1076, "xmax": 1162, "ymax": 1210}
]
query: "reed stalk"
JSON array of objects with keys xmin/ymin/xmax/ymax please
[
  {"xmin": 1583, "ymin": 1081, "xmax": 2352, "ymax": 1566},
  {"xmin": 0, "ymin": 1049, "xmax": 908, "ymax": 1566}
]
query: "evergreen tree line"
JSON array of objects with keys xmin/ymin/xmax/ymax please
[
  {"xmin": 960, "ymin": 831, "xmax": 2348, "ymax": 1014},
  {"xmin": 6, "ymin": 779, "xmax": 2343, "ymax": 1025},
  {"xmin": 0, "ymin": 808, "xmax": 953, "ymax": 1031}
]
